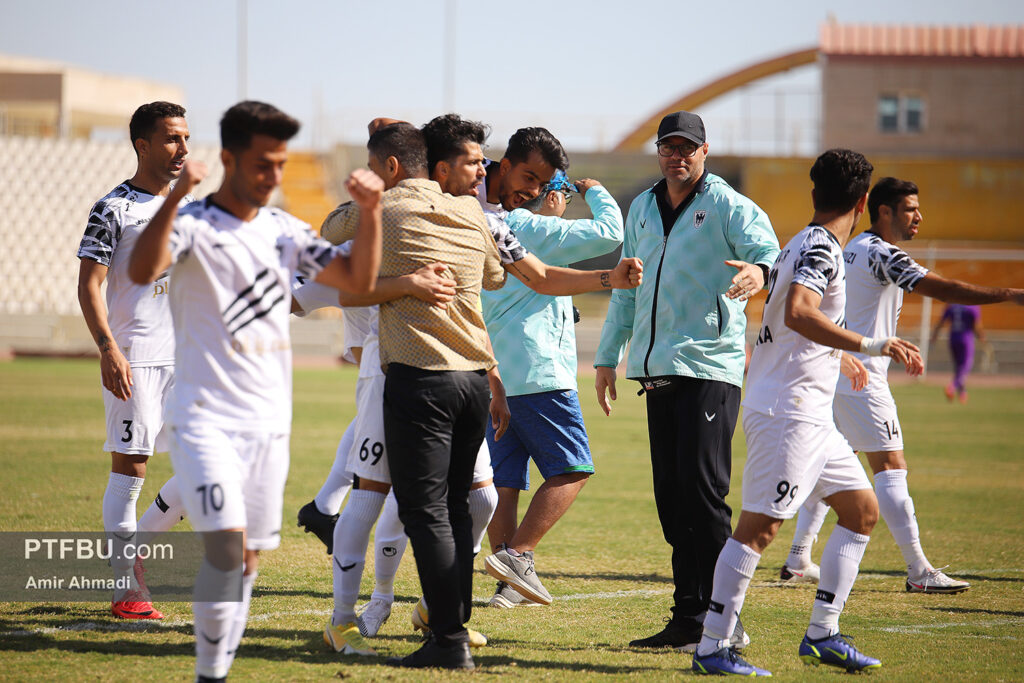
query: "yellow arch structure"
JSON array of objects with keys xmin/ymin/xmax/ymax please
[{"xmin": 614, "ymin": 47, "xmax": 820, "ymax": 152}]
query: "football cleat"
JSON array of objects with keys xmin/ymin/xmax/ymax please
[
  {"xmin": 779, "ymin": 562, "xmax": 820, "ymax": 584},
  {"xmin": 906, "ymin": 567, "xmax": 970, "ymax": 594},
  {"xmin": 111, "ymin": 590, "xmax": 164, "ymax": 620},
  {"xmin": 410, "ymin": 597, "xmax": 487, "ymax": 647},
  {"xmin": 323, "ymin": 620, "xmax": 376, "ymax": 656},
  {"xmin": 693, "ymin": 647, "xmax": 772, "ymax": 676},
  {"xmin": 799, "ymin": 632, "xmax": 880, "ymax": 672},
  {"xmin": 297, "ymin": 500, "xmax": 339, "ymax": 555},
  {"xmin": 356, "ymin": 598, "xmax": 393, "ymax": 637}
]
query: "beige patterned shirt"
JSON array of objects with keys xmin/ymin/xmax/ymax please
[{"xmin": 321, "ymin": 178, "xmax": 506, "ymax": 372}]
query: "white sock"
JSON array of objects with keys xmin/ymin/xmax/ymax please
[
  {"xmin": 469, "ymin": 484, "xmax": 499, "ymax": 554},
  {"xmin": 697, "ymin": 538, "xmax": 761, "ymax": 656},
  {"xmin": 138, "ymin": 475, "xmax": 186, "ymax": 535},
  {"xmin": 874, "ymin": 469, "xmax": 929, "ymax": 578},
  {"xmin": 787, "ymin": 499, "xmax": 829, "ymax": 568},
  {"xmin": 193, "ymin": 560, "xmax": 239, "ymax": 679},
  {"xmin": 331, "ymin": 489, "xmax": 385, "ymax": 625},
  {"xmin": 315, "ymin": 421, "xmax": 357, "ymax": 515},
  {"xmin": 104, "ymin": 472, "xmax": 144, "ymax": 587},
  {"xmin": 371, "ymin": 493, "xmax": 406, "ymax": 601},
  {"xmin": 807, "ymin": 525, "xmax": 870, "ymax": 640},
  {"xmin": 225, "ymin": 570, "xmax": 257, "ymax": 669}
]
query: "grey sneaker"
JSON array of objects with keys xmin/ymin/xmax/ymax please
[
  {"xmin": 484, "ymin": 546, "xmax": 552, "ymax": 605},
  {"xmin": 355, "ymin": 597, "xmax": 392, "ymax": 637},
  {"xmin": 488, "ymin": 581, "xmax": 541, "ymax": 609}
]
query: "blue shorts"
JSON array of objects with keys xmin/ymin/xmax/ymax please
[{"xmin": 486, "ymin": 390, "xmax": 593, "ymax": 490}]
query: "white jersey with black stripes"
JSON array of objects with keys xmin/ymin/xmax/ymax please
[
  {"xmin": 165, "ymin": 198, "xmax": 342, "ymax": 432},
  {"xmin": 835, "ymin": 231, "xmax": 928, "ymax": 396},
  {"xmin": 743, "ymin": 224, "xmax": 847, "ymax": 425}
]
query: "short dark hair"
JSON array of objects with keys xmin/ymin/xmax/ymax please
[
  {"xmin": 809, "ymin": 149, "xmax": 874, "ymax": 214},
  {"xmin": 868, "ymin": 177, "xmax": 919, "ymax": 223},
  {"xmin": 129, "ymin": 101, "xmax": 186, "ymax": 151},
  {"xmin": 220, "ymin": 100, "xmax": 300, "ymax": 152},
  {"xmin": 367, "ymin": 123, "xmax": 428, "ymax": 175},
  {"xmin": 420, "ymin": 113, "xmax": 489, "ymax": 174},
  {"xmin": 504, "ymin": 127, "xmax": 568, "ymax": 172}
]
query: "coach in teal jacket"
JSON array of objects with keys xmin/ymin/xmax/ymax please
[
  {"xmin": 481, "ymin": 179, "xmax": 623, "ymax": 589},
  {"xmin": 594, "ymin": 111, "xmax": 779, "ymax": 650}
]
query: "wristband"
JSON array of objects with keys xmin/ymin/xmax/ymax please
[{"xmin": 859, "ymin": 336, "xmax": 889, "ymax": 357}]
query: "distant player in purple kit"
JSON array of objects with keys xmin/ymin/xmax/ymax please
[
  {"xmin": 932, "ymin": 303, "xmax": 984, "ymax": 403},
  {"xmin": 780, "ymin": 177, "xmax": 1024, "ymax": 597}
]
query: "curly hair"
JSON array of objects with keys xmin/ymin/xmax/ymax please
[{"xmin": 420, "ymin": 113, "xmax": 489, "ymax": 174}]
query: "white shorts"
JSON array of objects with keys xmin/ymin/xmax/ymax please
[
  {"xmin": 833, "ymin": 389, "xmax": 904, "ymax": 452},
  {"xmin": 472, "ymin": 439, "xmax": 493, "ymax": 483},
  {"xmin": 169, "ymin": 425, "xmax": 290, "ymax": 550},
  {"xmin": 742, "ymin": 410, "xmax": 871, "ymax": 519},
  {"xmin": 348, "ymin": 376, "xmax": 390, "ymax": 484},
  {"xmin": 102, "ymin": 365, "xmax": 173, "ymax": 455}
]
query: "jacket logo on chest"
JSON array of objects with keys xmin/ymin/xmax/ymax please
[{"xmin": 694, "ymin": 210, "xmax": 707, "ymax": 229}]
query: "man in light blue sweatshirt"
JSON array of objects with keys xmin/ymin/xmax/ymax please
[
  {"xmin": 594, "ymin": 111, "xmax": 779, "ymax": 651},
  {"xmin": 482, "ymin": 169, "xmax": 624, "ymax": 609}
]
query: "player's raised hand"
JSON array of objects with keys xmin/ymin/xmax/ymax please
[
  {"xmin": 882, "ymin": 337, "xmax": 924, "ymax": 376},
  {"xmin": 407, "ymin": 263, "xmax": 458, "ymax": 308},
  {"xmin": 725, "ymin": 260, "xmax": 766, "ymax": 301},
  {"xmin": 173, "ymin": 159, "xmax": 208, "ymax": 197},
  {"xmin": 574, "ymin": 178, "xmax": 601, "ymax": 194},
  {"xmin": 609, "ymin": 257, "xmax": 643, "ymax": 289},
  {"xmin": 346, "ymin": 168, "xmax": 384, "ymax": 210},
  {"xmin": 840, "ymin": 352, "xmax": 869, "ymax": 392},
  {"xmin": 595, "ymin": 366, "xmax": 617, "ymax": 416}
]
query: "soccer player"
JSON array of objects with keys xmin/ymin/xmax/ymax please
[
  {"xmin": 128, "ymin": 100, "xmax": 383, "ymax": 682},
  {"xmin": 780, "ymin": 177, "xmax": 1024, "ymax": 594},
  {"xmin": 932, "ymin": 303, "xmax": 985, "ymax": 403},
  {"xmin": 691, "ymin": 150, "xmax": 922, "ymax": 676},
  {"xmin": 77, "ymin": 101, "xmax": 193, "ymax": 620},
  {"xmin": 482, "ymin": 167, "xmax": 625, "ymax": 609}
]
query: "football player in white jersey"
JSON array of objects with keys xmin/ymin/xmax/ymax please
[
  {"xmin": 129, "ymin": 100, "xmax": 383, "ymax": 683},
  {"xmin": 781, "ymin": 177, "xmax": 1024, "ymax": 594},
  {"xmin": 692, "ymin": 150, "xmax": 922, "ymax": 676},
  {"xmin": 77, "ymin": 101, "xmax": 193, "ymax": 620}
]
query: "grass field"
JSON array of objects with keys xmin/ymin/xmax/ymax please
[{"xmin": 1, "ymin": 357, "xmax": 1022, "ymax": 681}]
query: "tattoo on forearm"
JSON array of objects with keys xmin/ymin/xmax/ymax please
[
  {"xmin": 600, "ymin": 271, "xmax": 611, "ymax": 288},
  {"xmin": 97, "ymin": 334, "xmax": 112, "ymax": 352},
  {"xmin": 509, "ymin": 263, "xmax": 531, "ymax": 282}
]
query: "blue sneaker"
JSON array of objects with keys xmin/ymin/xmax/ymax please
[
  {"xmin": 693, "ymin": 647, "xmax": 772, "ymax": 676},
  {"xmin": 799, "ymin": 632, "xmax": 881, "ymax": 672}
]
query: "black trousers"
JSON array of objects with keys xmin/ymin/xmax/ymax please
[
  {"xmin": 645, "ymin": 376, "xmax": 740, "ymax": 628},
  {"xmin": 383, "ymin": 363, "xmax": 489, "ymax": 647}
]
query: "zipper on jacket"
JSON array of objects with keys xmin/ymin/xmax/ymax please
[{"xmin": 642, "ymin": 189, "xmax": 702, "ymax": 377}]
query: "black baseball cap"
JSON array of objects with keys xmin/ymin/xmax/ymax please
[{"xmin": 656, "ymin": 111, "xmax": 705, "ymax": 145}]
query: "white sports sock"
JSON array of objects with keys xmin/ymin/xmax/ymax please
[
  {"xmin": 371, "ymin": 493, "xmax": 407, "ymax": 601},
  {"xmin": 787, "ymin": 499, "xmax": 829, "ymax": 568},
  {"xmin": 331, "ymin": 489, "xmax": 385, "ymax": 626},
  {"xmin": 225, "ymin": 569, "xmax": 257, "ymax": 669},
  {"xmin": 315, "ymin": 421, "xmax": 357, "ymax": 515},
  {"xmin": 874, "ymin": 469, "xmax": 929, "ymax": 578},
  {"xmin": 697, "ymin": 538, "xmax": 761, "ymax": 656},
  {"xmin": 104, "ymin": 472, "xmax": 144, "ymax": 579},
  {"xmin": 193, "ymin": 560, "xmax": 238, "ymax": 679},
  {"xmin": 138, "ymin": 475, "xmax": 186, "ymax": 535},
  {"xmin": 469, "ymin": 484, "xmax": 499, "ymax": 554},
  {"xmin": 807, "ymin": 525, "xmax": 870, "ymax": 640}
]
